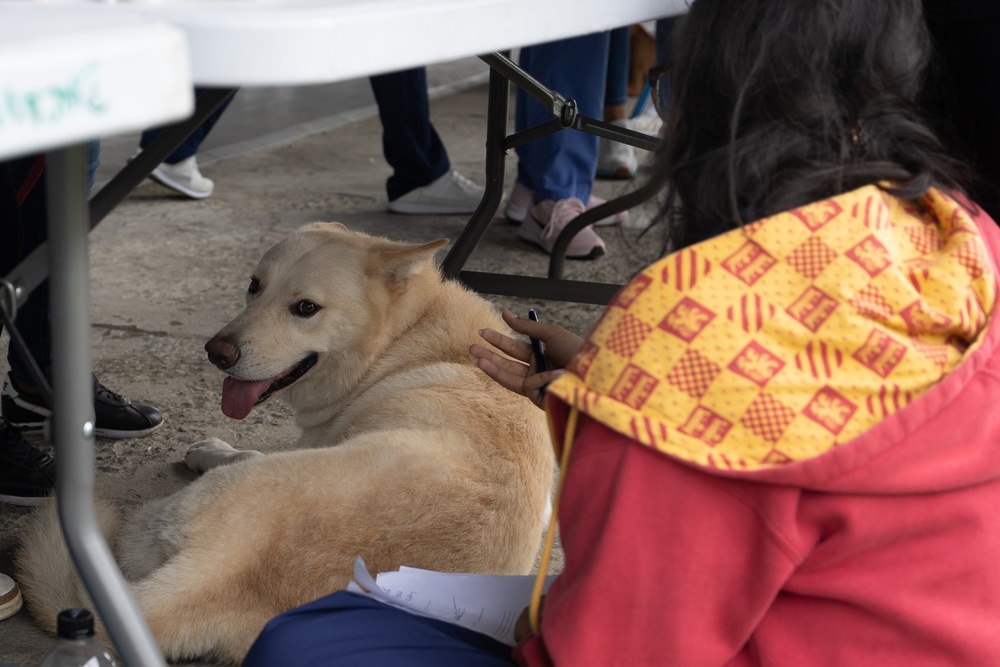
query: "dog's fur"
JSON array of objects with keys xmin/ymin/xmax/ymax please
[{"xmin": 16, "ymin": 223, "xmax": 554, "ymax": 664}]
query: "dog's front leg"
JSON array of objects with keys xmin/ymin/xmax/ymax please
[{"xmin": 185, "ymin": 437, "xmax": 263, "ymax": 474}]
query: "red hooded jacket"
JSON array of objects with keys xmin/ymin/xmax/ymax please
[{"xmin": 517, "ymin": 188, "xmax": 1000, "ymax": 665}]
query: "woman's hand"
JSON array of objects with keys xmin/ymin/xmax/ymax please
[{"xmin": 469, "ymin": 310, "xmax": 582, "ymax": 408}]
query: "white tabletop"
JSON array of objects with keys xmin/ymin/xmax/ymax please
[
  {"xmin": 0, "ymin": 4, "xmax": 193, "ymax": 160},
  {"xmin": 34, "ymin": 0, "xmax": 686, "ymax": 86}
]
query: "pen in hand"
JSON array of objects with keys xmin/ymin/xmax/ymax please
[{"xmin": 527, "ymin": 309, "xmax": 547, "ymax": 397}]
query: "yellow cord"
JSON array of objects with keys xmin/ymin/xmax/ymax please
[{"xmin": 529, "ymin": 406, "xmax": 579, "ymax": 636}]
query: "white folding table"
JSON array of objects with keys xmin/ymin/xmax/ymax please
[
  {"xmin": 2, "ymin": 1, "xmax": 688, "ymax": 665},
  {"xmin": 60, "ymin": 0, "xmax": 689, "ymax": 305}
]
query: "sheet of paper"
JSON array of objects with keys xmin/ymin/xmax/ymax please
[{"xmin": 346, "ymin": 556, "xmax": 556, "ymax": 646}]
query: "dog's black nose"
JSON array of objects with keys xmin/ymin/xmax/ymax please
[{"xmin": 205, "ymin": 337, "xmax": 241, "ymax": 370}]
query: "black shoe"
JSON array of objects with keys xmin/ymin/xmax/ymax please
[
  {"xmin": 2, "ymin": 374, "xmax": 164, "ymax": 439},
  {"xmin": 0, "ymin": 418, "xmax": 55, "ymax": 506}
]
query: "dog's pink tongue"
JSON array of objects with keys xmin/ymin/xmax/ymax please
[{"xmin": 221, "ymin": 376, "xmax": 273, "ymax": 420}]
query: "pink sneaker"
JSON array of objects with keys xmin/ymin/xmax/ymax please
[
  {"xmin": 518, "ymin": 198, "xmax": 607, "ymax": 260},
  {"xmin": 504, "ymin": 181, "xmax": 628, "ymax": 227}
]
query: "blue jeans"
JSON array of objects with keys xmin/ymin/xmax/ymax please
[{"xmin": 369, "ymin": 68, "xmax": 451, "ymax": 201}]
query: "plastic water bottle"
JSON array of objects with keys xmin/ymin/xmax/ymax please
[{"xmin": 37, "ymin": 609, "xmax": 117, "ymax": 667}]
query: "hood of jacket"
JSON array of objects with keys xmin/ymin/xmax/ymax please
[{"xmin": 547, "ymin": 184, "xmax": 1000, "ymax": 495}]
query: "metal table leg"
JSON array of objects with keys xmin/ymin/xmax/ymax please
[
  {"xmin": 441, "ymin": 58, "xmax": 510, "ymax": 278},
  {"xmin": 442, "ymin": 52, "xmax": 661, "ymax": 305},
  {"xmin": 46, "ymin": 146, "xmax": 166, "ymax": 667}
]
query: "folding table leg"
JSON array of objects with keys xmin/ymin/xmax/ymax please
[
  {"xmin": 441, "ymin": 60, "xmax": 509, "ymax": 279},
  {"xmin": 46, "ymin": 145, "xmax": 167, "ymax": 667},
  {"xmin": 441, "ymin": 52, "xmax": 660, "ymax": 304}
]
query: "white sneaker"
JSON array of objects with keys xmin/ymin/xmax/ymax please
[
  {"xmin": 597, "ymin": 119, "xmax": 639, "ymax": 180},
  {"xmin": 504, "ymin": 181, "xmax": 629, "ymax": 227},
  {"xmin": 0, "ymin": 573, "xmax": 22, "ymax": 621},
  {"xmin": 150, "ymin": 156, "xmax": 214, "ymax": 199},
  {"xmin": 518, "ymin": 198, "xmax": 606, "ymax": 260},
  {"xmin": 504, "ymin": 181, "xmax": 534, "ymax": 222},
  {"xmin": 388, "ymin": 170, "xmax": 485, "ymax": 215}
]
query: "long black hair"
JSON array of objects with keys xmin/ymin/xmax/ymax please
[{"xmin": 649, "ymin": 0, "xmax": 968, "ymax": 251}]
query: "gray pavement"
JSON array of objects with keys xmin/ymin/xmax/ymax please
[{"xmin": 0, "ymin": 58, "xmax": 663, "ymax": 666}]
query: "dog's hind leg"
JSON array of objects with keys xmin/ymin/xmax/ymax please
[
  {"xmin": 130, "ymin": 561, "xmax": 283, "ymax": 665},
  {"xmin": 184, "ymin": 437, "xmax": 263, "ymax": 474}
]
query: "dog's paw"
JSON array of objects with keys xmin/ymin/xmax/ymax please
[{"xmin": 185, "ymin": 438, "xmax": 261, "ymax": 474}]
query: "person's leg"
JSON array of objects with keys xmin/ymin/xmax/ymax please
[
  {"xmin": 0, "ymin": 164, "xmax": 23, "ymax": 277},
  {"xmin": 369, "ymin": 68, "xmax": 483, "ymax": 214},
  {"xmin": 506, "ymin": 38, "xmax": 627, "ymax": 225},
  {"xmin": 515, "ymin": 32, "xmax": 610, "ymax": 205},
  {"xmin": 513, "ymin": 33, "xmax": 611, "ymax": 259},
  {"xmin": 370, "ymin": 68, "xmax": 450, "ymax": 201},
  {"xmin": 7, "ymin": 141, "xmax": 98, "ymax": 383},
  {"xmin": 6, "ymin": 153, "xmax": 53, "ymax": 385},
  {"xmin": 139, "ymin": 88, "xmax": 233, "ymax": 200},
  {"xmin": 2, "ymin": 144, "xmax": 163, "ymax": 439},
  {"xmin": 0, "ymin": 155, "xmax": 59, "ymax": 506},
  {"xmin": 140, "ymin": 88, "xmax": 234, "ymax": 164},
  {"xmin": 653, "ymin": 17, "xmax": 675, "ymax": 113},
  {"xmin": 243, "ymin": 592, "xmax": 516, "ymax": 667},
  {"xmin": 597, "ymin": 26, "xmax": 638, "ymax": 180},
  {"xmin": 604, "ymin": 26, "xmax": 630, "ymax": 120}
]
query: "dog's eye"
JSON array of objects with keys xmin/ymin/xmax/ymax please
[
  {"xmin": 294, "ymin": 300, "xmax": 320, "ymax": 317},
  {"xmin": 248, "ymin": 277, "xmax": 261, "ymax": 295}
]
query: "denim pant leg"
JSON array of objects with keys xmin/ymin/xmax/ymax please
[
  {"xmin": 370, "ymin": 68, "xmax": 451, "ymax": 201},
  {"xmin": 514, "ymin": 31, "xmax": 610, "ymax": 204}
]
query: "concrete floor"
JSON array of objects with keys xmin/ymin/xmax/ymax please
[{"xmin": 0, "ymin": 57, "xmax": 663, "ymax": 666}]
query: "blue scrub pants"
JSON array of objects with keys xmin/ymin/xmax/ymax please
[
  {"xmin": 514, "ymin": 31, "xmax": 610, "ymax": 205},
  {"xmin": 242, "ymin": 592, "xmax": 516, "ymax": 667}
]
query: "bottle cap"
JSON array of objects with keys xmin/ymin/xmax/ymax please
[{"xmin": 56, "ymin": 608, "xmax": 96, "ymax": 639}]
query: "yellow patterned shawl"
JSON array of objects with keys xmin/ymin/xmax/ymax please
[{"xmin": 547, "ymin": 185, "xmax": 996, "ymax": 471}]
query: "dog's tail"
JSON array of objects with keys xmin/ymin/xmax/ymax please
[{"xmin": 14, "ymin": 496, "xmax": 122, "ymax": 635}]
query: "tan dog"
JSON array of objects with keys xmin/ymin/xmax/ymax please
[{"xmin": 16, "ymin": 223, "xmax": 553, "ymax": 664}]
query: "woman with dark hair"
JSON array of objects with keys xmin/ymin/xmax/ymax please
[
  {"xmin": 242, "ymin": 1, "xmax": 1000, "ymax": 664},
  {"xmin": 656, "ymin": 0, "xmax": 967, "ymax": 250}
]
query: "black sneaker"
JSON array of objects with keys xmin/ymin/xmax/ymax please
[
  {"xmin": 0, "ymin": 418, "xmax": 55, "ymax": 506},
  {"xmin": 1, "ymin": 373, "xmax": 164, "ymax": 439}
]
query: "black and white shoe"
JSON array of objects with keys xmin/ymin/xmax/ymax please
[
  {"xmin": 0, "ymin": 418, "xmax": 55, "ymax": 506},
  {"xmin": 1, "ymin": 373, "xmax": 164, "ymax": 439}
]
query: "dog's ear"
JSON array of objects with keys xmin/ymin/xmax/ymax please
[{"xmin": 371, "ymin": 238, "xmax": 449, "ymax": 289}]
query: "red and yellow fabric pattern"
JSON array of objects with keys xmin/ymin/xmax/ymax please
[{"xmin": 547, "ymin": 185, "xmax": 996, "ymax": 470}]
